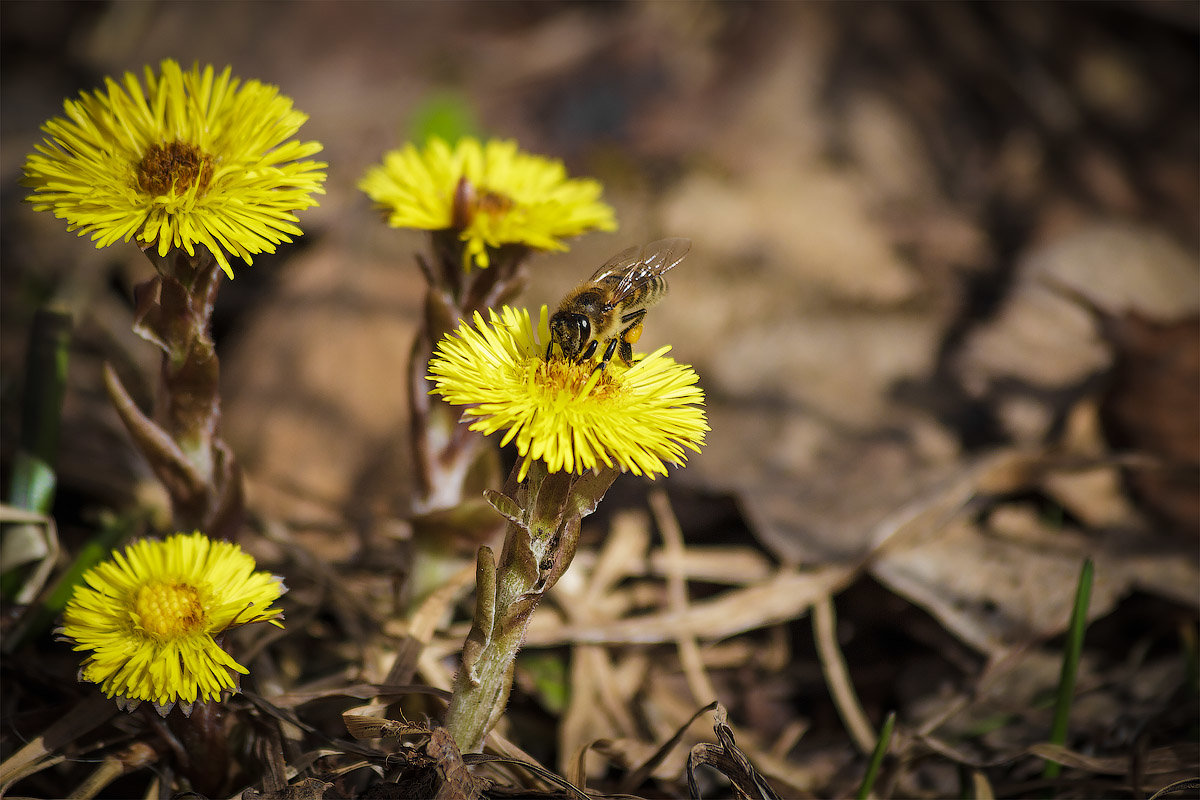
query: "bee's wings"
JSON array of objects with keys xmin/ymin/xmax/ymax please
[{"xmin": 588, "ymin": 237, "xmax": 692, "ymax": 306}]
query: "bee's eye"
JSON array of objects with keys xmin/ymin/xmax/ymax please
[{"xmin": 574, "ymin": 315, "xmax": 590, "ymax": 339}]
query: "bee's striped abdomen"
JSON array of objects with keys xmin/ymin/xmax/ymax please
[{"xmin": 640, "ymin": 274, "xmax": 669, "ymax": 306}]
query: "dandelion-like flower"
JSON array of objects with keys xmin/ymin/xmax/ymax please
[
  {"xmin": 359, "ymin": 137, "xmax": 616, "ymax": 269},
  {"xmin": 23, "ymin": 59, "xmax": 327, "ymax": 279},
  {"xmin": 428, "ymin": 306, "xmax": 708, "ymax": 481},
  {"xmin": 60, "ymin": 532, "xmax": 285, "ymax": 716}
]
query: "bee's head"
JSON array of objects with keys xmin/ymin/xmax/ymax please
[{"xmin": 549, "ymin": 312, "xmax": 590, "ymax": 360}]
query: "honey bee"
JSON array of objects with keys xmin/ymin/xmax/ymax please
[{"xmin": 547, "ymin": 237, "xmax": 691, "ymax": 370}]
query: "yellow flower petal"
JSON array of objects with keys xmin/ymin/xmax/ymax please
[
  {"xmin": 359, "ymin": 136, "xmax": 616, "ymax": 270},
  {"xmin": 60, "ymin": 532, "xmax": 285, "ymax": 715},
  {"xmin": 428, "ymin": 306, "xmax": 707, "ymax": 481},
  {"xmin": 22, "ymin": 59, "xmax": 326, "ymax": 279}
]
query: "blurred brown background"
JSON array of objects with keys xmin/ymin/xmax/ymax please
[
  {"xmin": 2, "ymin": 2, "xmax": 1198, "ymax": 795},
  {"xmin": 4, "ymin": 1, "xmax": 1196, "ymax": 548}
]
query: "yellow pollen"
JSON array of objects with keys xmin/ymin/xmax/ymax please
[
  {"xmin": 136, "ymin": 141, "xmax": 215, "ymax": 197},
  {"xmin": 134, "ymin": 581, "xmax": 207, "ymax": 638},
  {"xmin": 537, "ymin": 357, "xmax": 621, "ymax": 399}
]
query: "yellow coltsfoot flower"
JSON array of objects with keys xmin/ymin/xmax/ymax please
[
  {"xmin": 59, "ymin": 532, "xmax": 285, "ymax": 716},
  {"xmin": 428, "ymin": 306, "xmax": 708, "ymax": 481},
  {"xmin": 359, "ymin": 137, "xmax": 616, "ymax": 269},
  {"xmin": 22, "ymin": 59, "xmax": 327, "ymax": 278}
]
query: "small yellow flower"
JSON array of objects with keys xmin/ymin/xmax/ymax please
[
  {"xmin": 60, "ymin": 532, "xmax": 285, "ymax": 716},
  {"xmin": 428, "ymin": 306, "xmax": 707, "ymax": 481},
  {"xmin": 359, "ymin": 137, "xmax": 616, "ymax": 269},
  {"xmin": 23, "ymin": 59, "xmax": 326, "ymax": 279}
]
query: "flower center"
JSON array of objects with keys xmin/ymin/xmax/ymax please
[
  {"xmin": 452, "ymin": 176, "xmax": 514, "ymax": 228},
  {"xmin": 536, "ymin": 357, "xmax": 622, "ymax": 399},
  {"xmin": 134, "ymin": 580, "xmax": 207, "ymax": 638},
  {"xmin": 136, "ymin": 141, "xmax": 215, "ymax": 197},
  {"xmin": 474, "ymin": 187, "xmax": 513, "ymax": 216}
]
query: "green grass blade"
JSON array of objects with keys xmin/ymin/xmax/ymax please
[
  {"xmin": 2, "ymin": 309, "xmax": 72, "ymax": 602},
  {"xmin": 7, "ymin": 308, "xmax": 72, "ymax": 513},
  {"xmin": 856, "ymin": 710, "xmax": 896, "ymax": 800},
  {"xmin": 2, "ymin": 511, "xmax": 137, "ymax": 654},
  {"xmin": 1042, "ymin": 557, "xmax": 1095, "ymax": 783}
]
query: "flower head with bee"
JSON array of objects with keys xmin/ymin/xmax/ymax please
[
  {"xmin": 359, "ymin": 136, "xmax": 617, "ymax": 270},
  {"xmin": 428, "ymin": 304, "xmax": 708, "ymax": 482},
  {"xmin": 22, "ymin": 59, "xmax": 326, "ymax": 279}
]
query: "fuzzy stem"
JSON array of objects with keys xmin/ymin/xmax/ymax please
[
  {"xmin": 109, "ymin": 245, "xmax": 244, "ymax": 539},
  {"xmin": 444, "ymin": 460, "xmax": 617, "ymax": 753},
  {"xmin": 405, "ymin": 234, "xmax": 529, "ymax": 604},
  {"xmin": 164, "ymin": 701, "xmax": 230, "ymax": 797}
]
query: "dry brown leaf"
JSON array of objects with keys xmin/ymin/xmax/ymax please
[
  {"xmin": 804, "ymin": 447, "xmax": 1200, "ymax": 655},
  {"xmin": 528, "ymin": 564, "xmax": 853, "ymax": 646},
  {"xmin": 953, "ymin": 223, "xmax": 1200, "ymax": 440},
  {"xmin": 662, "ymin": 168, "xmax": 923, "ymax": 307},
  {"xmin": 704, "ymin": 313, "xmax": 942, "ymax": 430},
  {"xmin": 872, "ymin": 489, "xmax": 1198, "ymax": 655},
  {"xmin": 1029, "ymin": 742, "xmax": 1200, "ymax": 777},
  {"xmin": 1098, "ymin": 311, "xmax": 1200, "ymax": 535}
]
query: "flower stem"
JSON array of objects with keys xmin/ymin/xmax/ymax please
[
  {"xmin": 105, "ymin": 245, "xmax": 244, "ymax": 540},
  {"xmin": 405, "ymin": 236, "xmax": 528, "ymax": 604},
  {"xmin": 165, "ymin": 701, "xmax": 230, "ymax": 797},
  {"xmin": 444, "ymin": 460, "xmax": 617, "ymax": 753}
]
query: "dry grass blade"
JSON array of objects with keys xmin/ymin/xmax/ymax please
[
  {"xmin": 67, "ymin": 743, "xmax": 156, "ymax": 800},
  {"xmin": 1028, "ymin": 742, "xmax": 1200, "ymax": 776},
  {"xmin": 971, "ymin": 770, "xmax": 996, "ymax": 800},
  {"xmin": 467, "ymin": 751, "xmax": 593, "ymax": 799},
  {"xmin": 563, "ymin": 645, "xmax": 642, "ymax": 783},
  {"xmin": 686, "ymin": 705, "xmax": 781, "ymax": 800},
  {"xmin": 1149, "ymin": 778, "xmax": 1200, "ymax": 800},
  {"xmin": 561, "ymin": 510, "xmax": 651, "ymax": 784},
  {"xmin": 526, "ymin": 564, "xmax": 854, "ymax": 645},
  {"xmin": 481, "ymin": 727, "xmax": 562, "ymax": 792},
  {"xmin": 67, "ymin": 760, "xmax": 124, "ymax": 800},
  {"xmin": 384, "ymin": 560, "xmax": 478, "ymax": 686},
  {"xmin": 0, "ymin": 504, "xmax": 58, "ymax": 605},
  {"xmin": 0, "ymin": 693, "xmax": 116, "ymax": 792},
  {"xmin": 342, "ymin": 714, "xmax": 431, "ymax": 740},
  {"xmin": 243, "ymin": 692, "xmax": 389, "ymax": 763},
  {"xmin": 260, "ymin": 683, "xmax": 452, "ymax": 709},
  {"xmin": 646, "ymin": 547, "xmax": 774, "ymax": 584},
  {"xmin": 651, "ymin": 489, "xmax": 718, "ymax": 706},
  {"xmin": 812, "ymin": 595, "xmax": 876, "ymax": 755},
  {"xmin": 570, "ymin": 543, "xmax": 773, "ymax": 585},
  {"xmin": 617, "ymin": 700, "xmax": 718, "ymax": 795}
]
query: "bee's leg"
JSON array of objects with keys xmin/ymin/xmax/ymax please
[
  {"xmin": 620, "ymin": 309, "xmax": 647, "ymax": 337},
  {"xmin": 580, "ymin": 339, "xmax": 599, "ymax": 362},
  {"xmin": 617, "ymin": 311, "xmax": 647, "ymax": 364},
  {"xmin": 546, "ymin": 341, "xmax": 554, "ymax": 360},
  {"xmin": 593, "ymin": 337, "xmax": 620, "ymax": 373}
]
